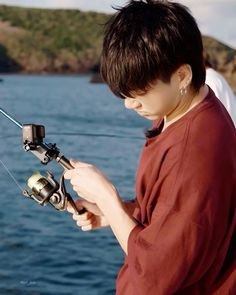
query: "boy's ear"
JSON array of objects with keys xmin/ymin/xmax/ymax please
[{"xmin": 177, "ymin": 64, "xmax": 193, "ymax": 89}]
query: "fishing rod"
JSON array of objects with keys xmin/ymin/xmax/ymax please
[{"xmin": 0, "ymin": 107, "xmax": 86, "ymax": 215}]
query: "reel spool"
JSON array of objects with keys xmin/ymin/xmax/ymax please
[
  {"xmin": 27, "ymin": 172, "xmax": 59, "ymax": 203},
  {"xmin": 23, "ymin": 171, "xmax": 68, "ymax": 211}
]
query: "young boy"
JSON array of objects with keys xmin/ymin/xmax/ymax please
[{"xmin": 65, "ymin": 1, "xmax": 236, "ymax": 294}]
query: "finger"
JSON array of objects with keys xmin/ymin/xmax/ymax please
[
  {"xmin": 70, "ymin": 159, "xmax": 79, "ymax": 167},
  {"xmin": 64, "ymin": 169, "xmax": 75, "ymax": 179},
  {"xmin": 72, "ymin": 160, "xmax": 93, "ymax": 169},
  {"xmin": 72, "ymin": 211, "xmax": 92, "ymax": 221},
  {"xmin": 71, "ymin": 178, "xmax": 81, "ymax": 186},
  {"xmin": 81, "ymin": 218, "xmax": 98, "ymax": 231},
  {"xmin": 77, "ymin": 199, "xmax": 96, "ymax": 211},
  {"xmin": 75, "ymin": 199, "xmax": 95, "ymax": 212},
  {"xmin": 67, "ymin": 199, "xmax": 83, "ymax": 214},
  {"xmin": 64, "ymin": 166, "xmax": 89, "ymax": 180},
  {"xmin": 72, "ymin": 186, "xmax": 87, "ymax": 200},
  {"xmin": 76, "ymin": 215, "xmax": 96, "ymax": 227},
  {"xmin": 67, "ymin": 202, "xmax": 75, "ymax": 214},
  {"xmin": 69, "ymin": 159, "xmax": 77, "ymax": 168},
  {"xmin": 75, "ymin": 199, "xmax": 89, "ymax": 208},
  {"xmin": 72, "ymin": 185, "xmax": 80, "ymax": 192},
  {"xmin": 71, "ymin": 186, "xmax": 94, "ymax": 202}
]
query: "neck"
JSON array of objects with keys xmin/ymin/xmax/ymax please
[{"xmin": 163, "ymin": 84, "xmax": 209, "ymax": 131}]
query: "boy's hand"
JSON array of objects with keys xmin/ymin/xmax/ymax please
[
  {"xmin": 67, "ymin": 199, "xmax": 110, "ymax": 231},
  {"xmin": 64, "ymin": 160, "xmax": 119, "ymax": 205}
]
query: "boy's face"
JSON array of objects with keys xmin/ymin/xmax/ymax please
[{"xmin": 124, "ymin": 71, "xmax": 181, "ymax": 120}]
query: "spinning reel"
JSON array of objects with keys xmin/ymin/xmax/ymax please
[
  {"xmin": 0, "ymin": 108, "xmax": 86, "ymax": 214},
  {"xmin": 23, "ymin": 171, "xmax": 70, "ymax": 211}
]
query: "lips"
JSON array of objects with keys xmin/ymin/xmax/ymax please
[{"xmin": 137, "ymin": 111, "xmax": 149, "ymax": 116}]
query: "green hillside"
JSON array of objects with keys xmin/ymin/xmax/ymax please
[
  {"xmin": 0, "ymin": 5, "xmax": 109, "ymax": 73},
  {"xmin": 0, "ymin": 5, "xmax": 235, "ymax": 92}
]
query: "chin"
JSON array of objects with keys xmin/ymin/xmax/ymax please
[
  {"xmin": 137, "ymin": 111, "xmax": 162, "ymax": 120},
  {"xmin": 143, "ymin": 114, "xmax": 160, "ymax": 120}
]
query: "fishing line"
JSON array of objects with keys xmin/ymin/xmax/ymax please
[
  {"xmin": 0, "ymin": 132, "xmax": 143, "ymax": 140},
  {"xmin": 49, "ymin": 132, "xmax": 143, "ymax": 139},
  {"xmin": 0, "ymin": 159, "xmax": 25, "ymax": 193}
]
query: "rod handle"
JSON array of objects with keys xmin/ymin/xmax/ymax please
[
  {"xmin": 58, "ymin": 156, "xmax": 74, "ymax": 170},
  {"xmin": 59, "ymin": 155, "xmax": 88, "ymax": 215}
]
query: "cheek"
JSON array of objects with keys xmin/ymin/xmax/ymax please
[
  {"xmin": 152, "ymin": 88, "xmax": 176, "ymax": 113},
  {"xmin": 158, "ymin": 84, "xmax": 180, "ymax": 110}
]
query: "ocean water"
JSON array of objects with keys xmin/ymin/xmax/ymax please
[{"xmin": 0, "ymin": 75, "xmax": 149, "ymax": 295}]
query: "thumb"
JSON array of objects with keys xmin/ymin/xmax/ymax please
[
  {"xmin": 70, "ymin": 159, "xmax": 92, "ymax": 168},
  {"xmin": 64, "ymin": 168, "xmax": 75, "ymax": 179},
  {"xmin": 69, "ymin": 159, "xmax": 77, "ymax": 167}
]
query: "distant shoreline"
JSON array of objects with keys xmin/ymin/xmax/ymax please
[
  {"xmin": 0, "ymin": 6, "xmax": 235, "ymax": 92},
  {"xmin": 0, "ymin": 72, "xmax": 235, "ymax": 94}
]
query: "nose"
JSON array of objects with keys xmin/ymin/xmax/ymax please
[{"xmin": 124, "ymin": 98, "xmax": 142, "ymax": 110}]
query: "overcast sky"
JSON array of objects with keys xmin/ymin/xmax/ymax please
[{"xmin": 0, "ymin": 0, "xmax": 235, "ymax": 48}]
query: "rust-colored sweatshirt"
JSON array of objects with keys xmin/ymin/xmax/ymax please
[{"xmin": 116, "ymin": 88, "xmax": 236, "ymax": 295}]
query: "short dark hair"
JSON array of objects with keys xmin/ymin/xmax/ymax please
[{"xmin": 101, "ymin": 0, "xmax": 206, "ymax": 98}]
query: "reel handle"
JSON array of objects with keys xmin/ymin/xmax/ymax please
[
  {"xmin": 58, "ymin": 155, "xmax": 87, "ymax": 215},
  {"xmin": 67, "ymin": 195, "xmax": 87, "ymax": 215}
]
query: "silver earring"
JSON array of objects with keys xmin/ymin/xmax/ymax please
[{"xmin": 180, "ymin": 87, "xmax": 188, "ymax": 96}]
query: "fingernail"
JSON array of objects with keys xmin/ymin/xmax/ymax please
[{"xmin": 67, "ymin": 208, "xmax": 75, "ymax": 214}]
